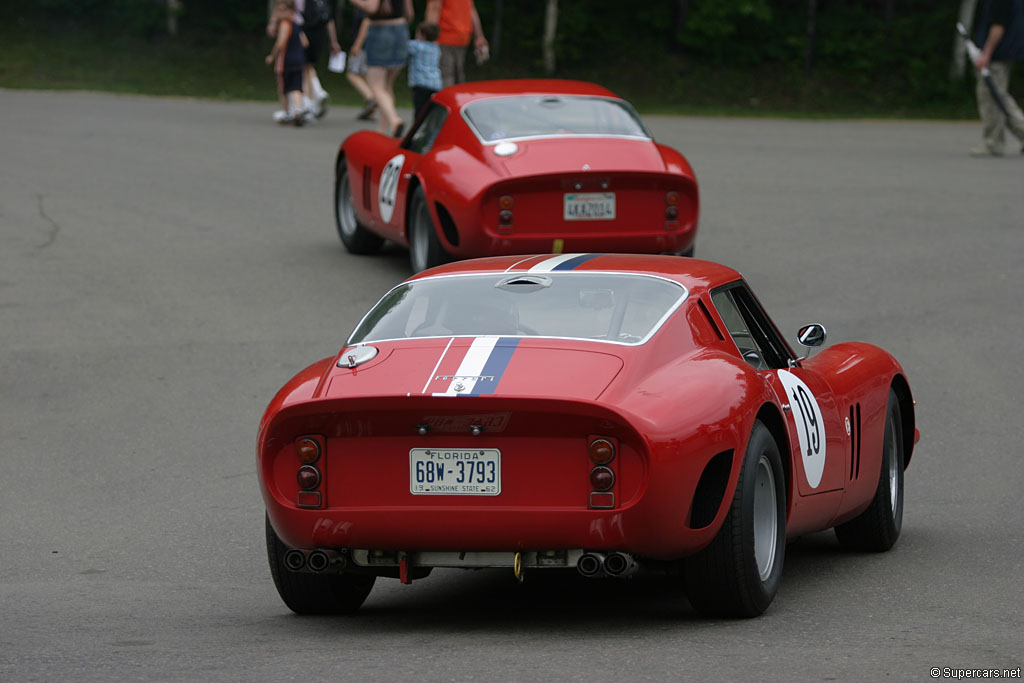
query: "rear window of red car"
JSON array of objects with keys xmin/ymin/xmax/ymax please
[
  {"xmin": 348, "ymin": 272, "xmax": 687, "ymax": 346},
  {"xmin": 462, "ymin": 96, "xmax": 650, "ymax": 143}
]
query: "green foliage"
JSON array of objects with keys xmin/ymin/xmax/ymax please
[{"xmin": 0, "ymin": 0, "xmax": 1001, "ymax": 117}]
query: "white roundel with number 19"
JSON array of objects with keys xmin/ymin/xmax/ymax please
[
  {"xmin": 777, "ymin": 369, "xmax": 827, "ymax": 489},
  {"xmin": 378, "ymin": 154, "xmax": 405, "ymax": 223}
]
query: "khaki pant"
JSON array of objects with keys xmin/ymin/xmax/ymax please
[{"xmin": 976, "ymin": 61, "xmax": 1024, "ymax": 153}]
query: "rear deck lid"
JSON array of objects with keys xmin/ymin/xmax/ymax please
[{"xmin": 324, "ymin": 337, "xmax": 624, "ymax": 401}]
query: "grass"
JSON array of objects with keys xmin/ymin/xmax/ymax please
[{"xmin": 0, "ymin": 15, "xmax": 994, "ymax": 119}]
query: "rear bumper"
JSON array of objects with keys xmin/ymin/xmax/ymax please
[
  {"xmin": 266, "ymin": 465, "xmax": 725, "ymax": 561},
  {"xmin": 449, "ymin": 222, "xmax": 698, "ymax": 259}
]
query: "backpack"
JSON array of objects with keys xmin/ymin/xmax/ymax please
[{"xmin": 304, "ymin": 0, "xmax": 332, "ymax": 27}]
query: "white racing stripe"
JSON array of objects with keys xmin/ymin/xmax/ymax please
[
  {"xmin": 421, "ymin": 337, "xmax": 454, "ymax": 394},
  {"xmin": 528, "ymin": 254, "xmax": 586, "ymax": 272},
  {"xmin": 433, "ymin": 337, "xmax": 500, "ymax": 396}
]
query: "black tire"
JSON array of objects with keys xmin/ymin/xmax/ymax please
[
  {"xmin": 408, "ymin": 186, "xmax": 449, "ymax": 273},
  {"xmin": 265, "ymin": 515, "xmax": 375, "ymax": 615},
  {"xmin": 335, "ymin": 160, "xmax": 384, "ymax": 255},
  {"xmin": 835, "ymin": 389, "xmax": 904, "ymax": 552},
  {"xmin": 685, "ymin": 420, "xmax": 786, "ymax": 618}
]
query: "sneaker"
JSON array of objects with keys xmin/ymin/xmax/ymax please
[
  {"xmin": 314, "ymin": 92, "xmax": 329, "ymax": 119},
  {"xmin": 970, "ymin": 144, "xmax": 1004, "ymax": 157},
  {"xmin": 356, "ymin": 99, "xmax": 378, "ymax": 121},
  {"xmin": 272, "ymin": 109, "xmax": 289, "ymax": 124}
]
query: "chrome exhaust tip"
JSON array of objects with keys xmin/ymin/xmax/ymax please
[
  {"xmin": 306, "ymin": 549, "xmax": 348, "ymax": 573},
  {"xmin": 577, "ymin": 552, "xmax": 606, "ymax": 578},
  {"xmin": 284, "ymin": 550, "xmax": 306, "ymax": 571},
  {"xmin": 603, "ymin": 552, "xmax": 638, "ymax": 578},
  {"xmin": 307, "ymin": 550, "xmax": 330, "ymax": 572}
]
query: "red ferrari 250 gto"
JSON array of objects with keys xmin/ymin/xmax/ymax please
[
  {"xmin": 334, "ymin": 80, "xmax": 699, "ymax": 272},
  {"xmin": 258, "ymin": 254, "xmax": 918, "ymax": 617}
]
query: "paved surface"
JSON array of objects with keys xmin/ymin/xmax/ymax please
[{"xmin": 1, "ymin": 89, "xmax": 1022, "ymax": 682}]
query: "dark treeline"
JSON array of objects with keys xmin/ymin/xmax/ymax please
[{"xmin": 19, "ymin": 1, "xmax": 986, "ymax": 112}]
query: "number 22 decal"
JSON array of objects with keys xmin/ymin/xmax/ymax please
[
  {"xmin": 777, "ymin": 369, "xmax": 827, "ymax": 489},
  {"xmin": 378, "ymin": 154, "xmax": 405, "ymax": 223}
]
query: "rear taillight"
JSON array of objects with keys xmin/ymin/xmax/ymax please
[
  {"xmin": 590, "ymin": 466, "xmax": 615, "ymax": 491},
  {"xmin": 665, "ymin": 191, "xmax": 681, "ymax": 230},
  {"xmin": 296, "ymin": 437, "xmax": 320, "ymax": 464},
  {"xmin": 294, "ymin": 435, "xmax": 325, "ymax": 508},
  {"xmin": 497, "ymin": 196, "xmax": 514, "ymax": 234},
  {"xmin": 589, "ymin": 438, "xmax": 615, "ymax": 464},
  {"xmin": 297, "ymin": 465, "xmax": 321, "ymax": 490},
  {"xmin": 587, "ymin": 436, "xmax": 618, "ymax": 509}
]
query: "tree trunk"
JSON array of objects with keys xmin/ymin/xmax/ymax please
[
  {"xmin": 167, "ymin": 0, "xmax": 182, "ymax": 35},
  {"xmin": 492, "ymin": 0, "xmax": 504, "ymax": 59},
  {"xmin": 951, "ymin": 0, "xmax": 979, "ymax": 79},
  {"xmin": 543, "ymin": 0, "xmax": 558, "ymax": 75},
  {"xmin": 804, "ymin": 0, "xmax": 818, "ymax": 75},
  {"xmin": 671, "ymin": 0, "xmax": 690, "ymax": 51}
]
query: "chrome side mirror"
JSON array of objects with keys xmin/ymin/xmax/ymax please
[
  {"xmin": 797, "ymin": 323, "xmax": 827, "ymax": 348},
  {"xmin": 789, "ymin": 324, "xmax": 826, "ymax": 367}
]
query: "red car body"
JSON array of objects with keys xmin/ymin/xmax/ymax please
[
  {"xmin": 333, "ymin": 80, "xmax": 699, "ymax": 272},
  {"xmin": 259, "ymin": 254, "xmax": 918, "ymax": 617}
]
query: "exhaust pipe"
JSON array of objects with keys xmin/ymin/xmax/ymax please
[
  {"xmin": 577, "ymin": 552, "xmax": 606, "ymax": 578},
  {"xmin": 603, "ymin": 552, "xmax": 639, "ymax": 578},
  {"xmin": 284, "ymin": 550, "xmax": 306, "ymax": 571},
  {"xmin": 307, "ymin": 549, "xmax": 348, "ymax": 573}
]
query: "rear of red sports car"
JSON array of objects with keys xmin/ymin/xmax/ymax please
[{"xmin": 258, "ymin": 263, "xmax": 756, "ymax": 613}]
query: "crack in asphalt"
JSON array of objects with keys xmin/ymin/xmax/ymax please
[{"xmin": 36, "ymin": 193, "xmax": 61, "ymax": 248}]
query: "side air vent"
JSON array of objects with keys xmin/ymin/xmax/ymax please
[
  {"xmin": 362, "ymin": 166, "xmax": 372, "ymax": 211},
  {"xmin": 689, "ymin": 450, "xmax": 733, "ymax": 529},
  {"xmin": 434, "ymin": 203, "xmax": 460, "ymax": 246}
]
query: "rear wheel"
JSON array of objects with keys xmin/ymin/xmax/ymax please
[
  {"xmin": 685, "ymin": 420, "xmax": 786, "ymax": 618},
  {"xmin": 265, "ymin": 515, "xmax": 375, "ymax": 615},
  {"xmin": 335, "ymin": 160, "xmax": 384, "ymax": 254},
  {"xmin": 408, "ymin": 186, "xmax": 449, "ymax": 273},
  {"xmin": 835, "ymin": 389, "xmax": 904, "ymax": 551}
]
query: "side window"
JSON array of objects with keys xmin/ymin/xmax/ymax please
[
  {"xmin": 711, "ymin": 289, "xmax": 766, "ymax": 369},
  {"xmin": 711, "ymin": 284, "xmax": 792, "ymax": 370},
  {"xmin": 404, "ymin": 104, "xmax": 447, "ymax": 155}
]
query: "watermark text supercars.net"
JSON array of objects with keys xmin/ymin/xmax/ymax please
[{"xmin": 930, "ymin": 668, "xmax": 1022, "ymax": 680}]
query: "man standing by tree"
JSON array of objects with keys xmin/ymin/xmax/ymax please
[
  {"xmin": 425, "ymin": 0, "xmax": 489, "ymax": 88},
  {"xmin": 971, "ymin": 0, "xmax": 1024, "ymax": 155}
]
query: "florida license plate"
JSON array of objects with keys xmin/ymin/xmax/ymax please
[
  {"xmin": 410, "ymin": 448, "xmax": 501, "ymax": 495},
  {"xmin": 564, "ymin": 192, "xmax": 616, "ymax": 220}
]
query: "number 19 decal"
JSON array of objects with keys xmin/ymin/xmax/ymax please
[
  {"xmin": 777, "ymin": 369, "xmax": 827, "ymax": 489},
  {"xmin": 378, "ymin": 154, "xmax": 405, "ymax": 223}
]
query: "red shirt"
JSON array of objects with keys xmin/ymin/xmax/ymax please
[{"xmin": 438, "ymin": 0, "xmax": 473, "ymax": 47}]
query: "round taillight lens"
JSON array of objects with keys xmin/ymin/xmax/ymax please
[
  {"xmin": 590, "ymin": 466, "xmax": 615, "ymax": 491},
  {"xmin": 589, "ymin": 439, "xmax": 615, "ymax": 464},
  {"xmin": 499, "ymin": 195, "xmax": 514, "ymax": 210},
  {"xmin": 297, "ymin": 465, "xmax": 321, "ymax": 490},
  {"xmin": 665, "ymin": 191, "xmax": 679, "ymax": 205},
  {"xmin": 498, "ymin": 209, "xmax": 513, "ymax": 225},
  {"xmin": 665, "ymin": 205, "xmax": 679, "ymax": 220},
  {"xmin": 296, "ymin": 438, "xmax": 320, "ymax": 464}
]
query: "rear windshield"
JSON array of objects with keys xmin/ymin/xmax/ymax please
[
  {"xmin": 462, "ymin": 96, "xmax": 650, "ymax": 142},
  {"xmin": 348, "ymin": 272, "xmax": 687, "ymax": 346}
]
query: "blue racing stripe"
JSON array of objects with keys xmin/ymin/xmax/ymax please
[
  {"xmin": 551, "ymin": 253, "xmax": 601, "ymax": 270},
  {"xmin": 467, "ymin": 337, "xmax": 520, "ymax": 396}
]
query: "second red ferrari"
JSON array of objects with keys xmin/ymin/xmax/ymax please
[{"xmin": 334, "ymin": 80, "xmax": 699, "ymax": 272}]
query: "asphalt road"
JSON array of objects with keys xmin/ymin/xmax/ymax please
[{"xmin": 1, "ymin": 89, "xmax": 1022, "ymax": 682}]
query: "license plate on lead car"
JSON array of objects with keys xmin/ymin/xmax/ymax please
[
  {"xmin": 564, "ymin": 192, "xmax": 616, "ymax": 220},
  {"xmin": 410, "ymin": 448, "xmax": 501, "ymax": 495}
]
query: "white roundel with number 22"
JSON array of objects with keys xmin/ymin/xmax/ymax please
[
  {"xmin": 378, "ymin": 154, "xmax": 405, "ymax": 223},
  {"xmin": 776, "ymin": 369, "xmax": 827, "ymax": 489}
]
